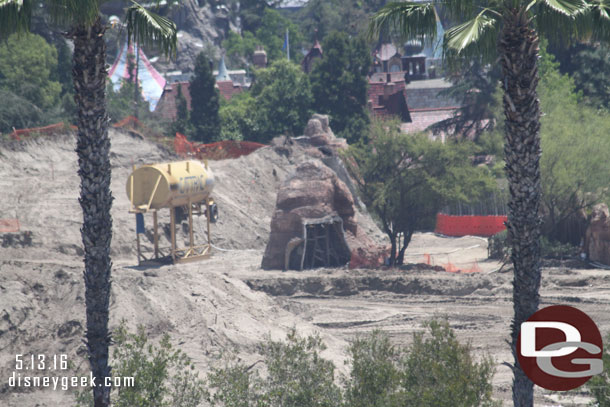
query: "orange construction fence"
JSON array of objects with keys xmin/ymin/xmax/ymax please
[
  {"xmin": 0, "ymin": 219, "xmax": 20, "ymax": 233},
  {"xmin": 435, "ymin": 213, "xmax": 507, "ymax": 237},
  {"xmin": 8, "ymin": 123, "xmax": 76, "ymax": 141},
  {"xmin": 174, "ymin": 133, "xmax": 265, "ymax": 160}
]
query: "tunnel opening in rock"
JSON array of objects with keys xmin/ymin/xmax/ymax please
[{"xmin": 289, "ymin": 216, "xmax": 351, "ymax": 270}]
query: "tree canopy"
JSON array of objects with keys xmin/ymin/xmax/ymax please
[
  {"xmin": 346, "ymin": 120, "xmax": 496, "ymax": 265},
  {"xmin": 190, "ymin": 52, "xmax": 221, "ymax": 142},
  {"xmin": 538, "ymin": 43, "xmax": 610, "ymax": 244},
  {"xmin": 310, "ymin": 31, "xmax": 371, "ymax": 143},
  {"xmin": 0, "ymin": 32, "xmax": 61, "ymax": 110}
]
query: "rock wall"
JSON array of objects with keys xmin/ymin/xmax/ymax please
[
  {"xmin": 586, "ymin": 203, "xmax": 610, "ymax": 265},
  {"xmin": 262, "ymin": 115, "xmax": 388, "ymax": 270}
]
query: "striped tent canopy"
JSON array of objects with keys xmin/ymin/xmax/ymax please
[{"xmin": 108, "ymin": 42, "xmax": 166, "ymax": 111}]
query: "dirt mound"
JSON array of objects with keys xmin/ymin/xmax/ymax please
[{"xmin": 0, "ymin": 129, "xmax": 383, "ymax": 405}]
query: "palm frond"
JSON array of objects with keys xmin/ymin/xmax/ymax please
[
  {"xmin": 538, "ymin": 0, "xmax": 588, "ymax": 15},
  {"xmin": 583, "ymin": 0, "xmax": 610, "ymax": 41},
  {"xmin": 534, "ymin": 0, "xmax": 594, "ymax": 44},
  {"xmin": 367, "ymin": 2, "xmax": 439, "ymax": 42},
  {"xmin": 436, "ymin": 0, "xmax": 479, "ymax": 21},
  {"xmin": 0, "ymin": 0, "xmax": 32, "ymax": 39},
  {"xmin": 126, "ymin": 1, "xmax": 177, "ymax": 58},
  {"xmin": 443, "ymin": 9, "xmax": 500, "ymax": 65},
  {"xmin": 48, "ymin": 0, "xmax": 99, "ymax": 27}
]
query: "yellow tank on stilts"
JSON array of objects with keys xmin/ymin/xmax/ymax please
[{"xmin": 126, "ymin": 160, "xmax": 218, "ymax": 265}]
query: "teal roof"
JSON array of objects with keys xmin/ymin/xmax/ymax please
[{"xmin": 216, "ymin": 56, "xmax": 231, "ymax": 82}]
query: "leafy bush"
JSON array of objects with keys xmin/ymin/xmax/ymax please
[
  {"xmin": 344, "ymin": 330, "xmax": 400, "ymax": 407},
  {"xmin": 209, "ymin": 322, "xmax": 498, "ymax": 407},
  {"xmin": 399, "ymin": 320, "xmax": 498, "ymax": 407},
  {"xmin": 0, "ymin": 33, "xmax": 62, "ymax": 110},
  {"xmin": 587, "ymin": 331, "xmax": 610, "ymax": 406},
  {"xmin": 344, "ymin": 323, "xmax": 498, "ymax": 407},
  {"xmin": 540, "ymin": 237, "xmax": 579, "ymax": 260},
  {"xmin": 75, "ymin": 322, "xmax": 205, "ymax": 407},
  {"xmin": 207, "ymin": 329, "xmax": 342, "ymax": 407},
  {"xmin": 488, "ymin": 230, "xmax": 509, "ymax": 261}
]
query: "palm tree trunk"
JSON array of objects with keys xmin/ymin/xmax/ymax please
[
  {"xmin": 499, "ymin": 9, "xmax": 542, "ymax": 407},
  {"xmin": 72, "ymin": 17, "xmax": 113, "ymax": 407}
]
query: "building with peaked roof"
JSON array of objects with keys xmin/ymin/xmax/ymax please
[
  {"xmin": 155, "ymin": 82, "xmax": 192, "ymax": 120},
  {"xmin": 368, "ymin": 73, "xmax": 411, "ymax": 121},
  {"xmin": 301, "ymin": 39, "xmax": 323, "ymax": 73},
  {"xmin": 155, "ymin": 56, "xmax": 244, "ymax": 120},
  {"xmin": 214, "ymin": 56, "xmax": 243, "ymax": 100}
]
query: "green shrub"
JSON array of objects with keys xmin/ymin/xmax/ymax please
[
  {"xmin": 207, "ymin": 329, "xmax": 342, "ymax": 407},
  {"xmin": 587, "ymin": 331, "xmax": 610, "ymax": 406},
  {"xmin": 399, "ymin": 320, "xmax": 498, "ymax": 407},
  {"xmin": 540, "ymin": 236, "xmax": 579, "ymax": 260},
  {"xmin": 75, "ymin": 322, "xmax": 205, "ymax": 407},
  {"xmin": 344, "ymin": 330, "xmax": 401, "ymax": 407},
  {"xmin": 209, "ymin": 322, "xmax": 498, "ymax": 407},
  {"xmin": 344, "ymin": 322, "xmax": 498, "ymax": 407},
  {"xmin": 488, "ymin": 230, "xmax": 509, "ymax": 261}
]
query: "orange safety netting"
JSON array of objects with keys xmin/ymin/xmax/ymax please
[
  {"xmin": 8, "ymin": 123, "xmax": 76, "ymax": 141},
  {"xmin": 423, "ymin": 253, "xmax": 482, "ymax": 273},
  {"xmin": 435, "ymin": 214, "xmax": 507, "ymax": 237},
  {"xmin": 174, "ymin": 132, "xmax": 265, "ymax": 160},
  {"xmin": 0, "ymin": 219, "xmax": 20, "ymax": 233}
]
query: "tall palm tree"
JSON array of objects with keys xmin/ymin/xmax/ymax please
[
  {"xmin": 0, "ymin": 1, "xmax": 176, "ymax": 406},
  {"xmin": 369, "ymin": 1, "xmax": 609, "ymax": 406}
]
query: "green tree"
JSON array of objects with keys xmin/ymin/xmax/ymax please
[
  {"xmin": 571, "ymin": 43, "xmax": 610, "ymax": 110},
  {"xmin": 224, "ymin": 8, "xmax": 303, "ymax": 65},
  {"xmin": 346, "ymin": 120, "xmax": 496, "ymax": 265},
  {"xmin": 310, "ymin": 31, "xmax": 371, "ymax": 143},
  {"xmin": 538, "ymin": 43, "xmax": 610, "ymax": 244},
  {"xmin": 1, "ymin": 2, "xmax": 177, "ymax": 406},
  {"xmin": 587, "ymin": 331, "xmax": 610, "ymax": 406},
  {"xmin": 295, "ymin": 0, "xmax": 387, "ymax": 42},
  {"xmin": 344, "ymin": 330, "xmax": 401, "ymax": 407},
  {"xmin": 249, "ymin": 59, "xmax": 313, "ymax": 140},
  {"xmin": 254, "ymin": 8, "xmax": 303, "ymax": 62},
  {"xmin": 399, "ymin": 320, "xmax": 497, "ymax": 407},
  {"xmin": 75, "ymin": 323, "xmax": 206, "ymax": 407},
  {"xmin": 207, "ymin": 329, "xmax": 342, "ymax": 407},
  {"xmin": 171, "ymin": 84, "xmax": 192, "ymax": 136},
  {"xmin": 0, "ymin": 32, "xmax": 61, "ymax": 109},
  {"xmin": 190, "ymin": 52, "xmax": 221, "ymax": 142},
  {"xmin": 223, "ymin": 30, "xmax": 258, "ymax": 68},
  {"xmin": 0, "ymin": 89, "xmax": 43, "ymax": 133},
  {"xmin": 369, "ymin": 2, "xmax": 609, "ymax": 404},
  {"xmin": 219, "ymin": 91, "xmax": 260, "ymax": 141}
]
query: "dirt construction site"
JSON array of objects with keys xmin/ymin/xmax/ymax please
[{"xmin": 1, "ymin": 129, "xmax": 610, "ymax": 406}]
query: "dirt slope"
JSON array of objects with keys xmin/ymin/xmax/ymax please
[
  {"xmin": 2, "ymin": 130, "xmax": 608, "ymax": 407},
  {"xmin": 0, "ymin": 130, "xmax": 359, "ymax": 405}
]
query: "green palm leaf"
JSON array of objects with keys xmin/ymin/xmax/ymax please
[
  {"xmin": 585, "ymin": 0, "xmax": 610, "ymax": 40},
  {"xmin": 535, "ymin": 0, "xmax": 597, "ymax": 44},
  {"xmin": 444, "ymin": 10, "xmax": 499, "ymax": 54},
  {"xmin": 367, "ymin": 2, "xmax": 438, "ymax": 42},
  {"xmin": 0, "ymin": 0, "xmax": 32, "ymax": 39},
  {"xmin": 539, "ymin": 0, "xmax": 588, "ymax": 15},
  {"xmin": 47, "ymin": 0, "xmax": 99, "ymax": 27},
  {"xmin": 126, "ymin": 0, "xmax": 177, "ymax": 57},
  {"xmin": 443, "ymin": 9, "xmax": 500, "ymax": 65}
]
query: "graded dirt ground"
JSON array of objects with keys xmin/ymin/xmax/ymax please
[{"xmin": 1, "ymin": 131, "xmax": 608, "ymax": 406}]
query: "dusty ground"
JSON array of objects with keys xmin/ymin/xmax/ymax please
[{"xmin": 1, "ymin": 131, "xmax": 608, "ymax": 406}]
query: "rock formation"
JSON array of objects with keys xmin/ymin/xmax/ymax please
[
  {"xmin": 261, "ymin": 160, "xmax": 387, "ymax": 270},
  {"xmin": 585, "ymin": 203, "xmax": 610, "ymax": 265}
]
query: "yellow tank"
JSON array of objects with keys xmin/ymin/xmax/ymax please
[{"xmin": 126, "ymin": 160, "xmax": 214, "ymax": 211}]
